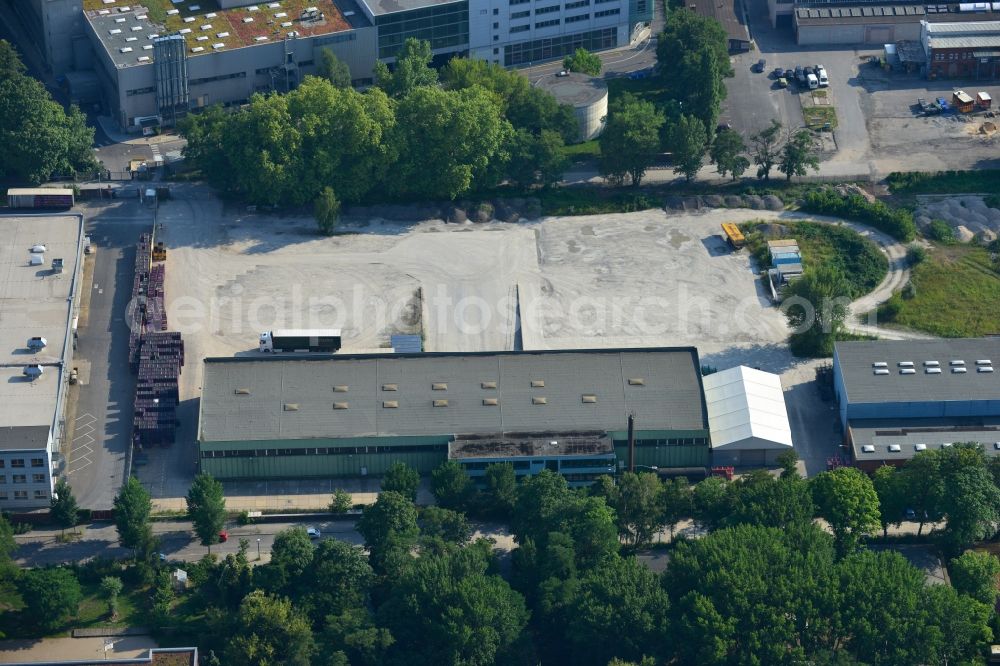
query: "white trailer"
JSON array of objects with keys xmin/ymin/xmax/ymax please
[{"xmin": 259, "ymin": 329, "xmax": 342, "ymax": 353}]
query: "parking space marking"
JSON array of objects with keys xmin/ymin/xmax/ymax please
[{"xmin": 67, "ymin": 412, "xmax": 99, "ymax": 475}]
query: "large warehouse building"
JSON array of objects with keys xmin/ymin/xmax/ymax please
[
  {"xmin": 833, "ymin": 338, "xmax": 1000, "ymax": 472},
  {"xmin": 0, "ymin": 215, "xmax": 85, "ymax": 509},
  {"xmin": 198, "ymin": 348, "xmax": 711, "ymax": 481}
]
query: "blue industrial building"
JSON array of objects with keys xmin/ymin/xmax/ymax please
[{"xmin": 833, "ymin": 338, "xmax": 1000, "ymax": 471}]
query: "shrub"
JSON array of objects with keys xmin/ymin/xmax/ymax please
[
  {"xmin": 908, "ymin": 246, "xmax": 927, "ymax": 266},
  {"xmin": 902, "ymin": 281, "xmax": 917, "ymax": 300},
  {"xmin": 236, "ymin": 511, "xmax": 253, "ymax": 526},
  {"xmin": 878, "ymin": 293, "xmax": 903, "ymax": 321},
  {"xmin": 800, "ymin": 189, "xmax": 916, "ymax": 241},
  {"xmin": 926, "ymin": 219, "xmax": 955, "ymax": 243}
]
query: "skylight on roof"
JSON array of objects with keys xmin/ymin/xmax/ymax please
[
  {"xmin": 109, "ymin": 28, "xmax": 122, "ymax": 34},
  {"xmin": 873, "ymin": 368, "xmax": 890, "ymax": 375},
  {"xmin": 137, "ymin": 55, "xmax": 150, "ymax": 62},
  {"xmin": 900, "ymin": 368, "xmax": 916, "ymax": 375},
  {"xmin": 888, "ymin": 444, "xmax": 901, "ymax": 452},
  {"xmin": 872, "ymin": 361, "xmax": 888, "ymax": 368},
  {"xmin": 898, "ymin": 361, "xmax": 914, "ymax": 367},
  {"xmin": 925, "ymin": 367, "xmax": 941, "ymax": 374},
  {"xmin": 950, "ymin": 360, "xmax": 966, "ymax": 366},
  {"xmin": 184, "ymin": 16, "xmax": 195, "ymax": 22},
  {"xmin": 166, "ymin": 9, "xmax": 179, "ymax": 15},
  {"xmin": 191, "ymin": 46, "xmax": 204, "ymax": 51},
  {"xmin": 914, "ymin": 443, "xmax": 927, "ymax": 451},
  {"xmin": 953, "ymin": 367, "xmax": 967, "ymax": 373},
  {"xmin": 179, "ymin": 27, "xmax": 192, "ymax": 33},
  {"xmin": 862, "ymin": 445, "xmax": 875, "ymax": 453},
  {"xmin": 120, "ymin": 46, "xmax": 133, "ymax": 52},
  {"xmin": 217, "ymin": 31, "xmax": 230, "ymax": 38}
]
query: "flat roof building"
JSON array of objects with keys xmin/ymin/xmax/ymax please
[
  {"xmin": 0, "ymin": 215, "xmax": 85, "ymax": 509},
  {"xmin": 536, "ymin": 72, "xmax": 609, "ymax": 142},
  {"xmin": 922, "ymin": 19, "xmax": 1000, "ymax": 79},
  {"xmin": 833, "ymin": 338, "xmax": 1000, "ymax": 471},
  {"xmin": 198, "ymin": 348, "xmax": 710, "ymax": 481}
]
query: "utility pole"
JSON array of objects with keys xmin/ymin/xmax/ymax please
[{"xmin": 627, "ymin": 412, "xmax": 635, "ymax": 473}]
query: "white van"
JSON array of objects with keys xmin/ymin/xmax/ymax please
[
  {"xmin": 806, "ymin": 73, "xmax": 819, "ymax": 90},
  {"xmin": 816, "ymin": 66, "xmax": 829, "ymax": 87}
]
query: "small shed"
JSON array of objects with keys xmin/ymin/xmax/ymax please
[
  {"xmin": 171, "ymin": 569, "xmax": 188, "ymax": 591},
  {"xmin": 977, "ymin": 91, "xmax": 992, "ymax": 109},
  {"xmin": 953, "ymin": 90, "xmax": 975, "ymax": 113},
  {"xmin": 702, "ymin": 366, "xmax": 794, "ymax": 467}
]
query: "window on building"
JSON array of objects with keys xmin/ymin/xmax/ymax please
[
  {"xmin": 31, "ymin": 458, "xmax": 44, "ymax": 467},
  {"xmin": 13, "ymin": 490, "xmax": 26, "ymax": 500},
  {"xmin": 10, "ymin": 459, "xmax": 24, "ymax": 468},
  {"xmin": 594, "ymin": 7, "xmax": 619, "ymax": 16},
  {"xmin": 511, "ymin": 9, "xmax": 530, "ymax": 17},
  {"xmin": 565, "ymin": 0, "xmax": 590, "ymax": 8},
  {"xmin": 566, "ymin": 13, "xmax": 589, "ymax": 22},
  {"xmin": 494, "ymin": 47, "xmax": 499, "ymax": 53},
  {"xmin": 0, "ymin": 460, "xmax": 4, "ymax": 469},
  {"xmin": 12, "ymin": 475, "xmax": 26, "ymax": 484},
  {"xmin": 504, "ymin": 26, "xmax": 617, "ymax": 65},
  {"xmin": 493, "ymin": 21, "xmax": 499, "ymax": 27},
  {"xmin": 510, "ymin": 24, "xmax": 530, "ymax": 32},
  {"xmin": 32, "ymin": 474, "xmax": 45, "ymax": 483},
  {"xmin": 535, "ymin": 4, "xmax": 560, "ymax": 13},
  {"xmin": 535, "ymin": 18, "xmax": 559, "ymax": 27},
  {"xmin": 33, "ymin": 490, "xmax": 47, "ymax": 500},
  {"xmin": 375, "ymin": 1, "xmax": 470, "ymax": 58},
  {"xmin": 494, "ymin": 7, "xmax": 499, "ymax": 13},
  {"xmin": 0, "ymin": 491, "xmax": 6, "ymax": 501},
  {"xmin": 0, "ymin": 476, "xmax": 5, "ymax": 484}
]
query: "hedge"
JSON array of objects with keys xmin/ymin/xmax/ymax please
[{"xmin": 800, "ymin": 189, "xmax": 916, "ymax": 242}]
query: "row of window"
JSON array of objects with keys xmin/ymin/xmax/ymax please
[
  {"xmin": 565, "ymin": 0, "xmax": 591, "ymax": 8},
  {"xmin": 511, "ymin": 24, "xmax": 530, "ymax": 32},
  {"xmin": 189, "ymin": 71, "xmax": 246, "ymax": 87},
  {"xmin": 511, "ymin": 9, "xmax": 531, "ymax": 18},
  {"xmin": 535, "ymin": 3, "xmax": 561, "ymax": 13},
  {"xmin": 126, "ymin": 86, "xmax": 155, "ymax": 97},
  {"xmin": 0, "ymin": 458, "xmax": 45, "ymax": 469},
  {"xmin": 505, "ymin": 26, "xmax": 616, "ymax": 65},
  {"xmin": 933, "ymin": 51, "xmax": 990, "ymax": 62},
  {"xmin": 566, "ymin": 13, "xmax": 590, "ymax": 23},
  {"xmin": 536, "ymin": 18, "xmax": 560, "ymax": 27},
  {"xmin": 612, "ymin": 437, "xmax": 709, "ymax": 447},
  {"xmin": 202, "ymin": 444, "xmax": 448, "ymax": 458},
  {"xmin": 0, "ymin": 474, "xmax": 47, "ymax": 484},
  {"xmin": 0, "ymin": 490, "xmax": 47, "ymax": 501},
  {"xmin": 594, "ymin": 7, "xmax": 620, "ymax": 17}
]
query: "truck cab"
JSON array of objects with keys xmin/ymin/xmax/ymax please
[{"xmin": 259, "ymin": 332, "xmax": 273, "ymax": 352}]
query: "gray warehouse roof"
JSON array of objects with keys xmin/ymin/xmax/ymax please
[
  {"xmin": 835, "ymin": 338, "xmax": 1000, "ymax": 405},
  {"xmin": 199, "ymin": 348, "xmax": 707, "ymax": 443},
  {"xmin": 359, "ymin": 0, "xmax": 465, "ymax": 17},
  {"xmin": 849, "ymin": 417, "xmax": 1000, "ymax": 461}
]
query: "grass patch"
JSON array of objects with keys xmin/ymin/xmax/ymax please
[
  {"xmin": 879, "ymin": 243, "xmax": 1000, "ymax": 337},
  {"xmin": 537, "ymin": 187, "xmax": 661, "ymax": 216},
  {"xmin": 741, "ymin": 220, "xmax": 888, "ymax": 298},
  {"xmin": 886, "ymin": 170, "xmax": 1000, "ymax": 195},
  {"xmin": 560, "ymin": 139, "xmax": 600, "ymax": 161},
  {"xmin": 802, "ymin": 106, "xmax": 838, "ymax": 130},
  {"xmin": 606, "ymin": 76, "xmax": 672, "ymax": 107}
]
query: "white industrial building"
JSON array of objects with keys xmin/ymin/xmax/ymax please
[
  {"xmin": 702, "ymin": 366, "xmax": 794, "ymax": 467},
  {"xmin": 0, "ymin": 215, "xmax": 85, "ymax": 510}
]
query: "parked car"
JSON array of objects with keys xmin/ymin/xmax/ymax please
[
  {"xmin": 784, "ymin": 68, "xmax": 794, "ymax": 80},
  {"xmin": 218, "ymin": 530, "xmax": 229, "ymax": 543},
  {"xmin": 806, "ymin": 73, "xmax": 819, "ymax": 90},
  {"xmin": 777, "ymin": 77, "xmax": 788, "ymax": 88},
  {"xmin": 628, "ymin": 68, "xmax": 652, "ymax": 80},
  {"xmin": 936, "ymin": 97, "xmax": 950, "ymax": 112},
  {"xmin": 794, "ymin": 66, "xmax": 805, "ymax": 83},
  {"xmin": 717, "ymin": 122, "xmax": 732, "ymax": 132},
  {"xmin": 307, "ymin": 527, "xmax": 321, "ymax": 540},
  {"xmin": 816, "ymin": 66, "xmax": 829, "ymax": 86},
  {"xmin": 753, "ymin": 58, "xmax": 766, "ymax": 72},
  {"xmin": 771, "ymin": 66, "xmax": 784, "ymax": 78}
]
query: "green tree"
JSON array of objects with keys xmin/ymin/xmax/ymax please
[
  {"xmin": 113, "ymin": 476, "xmax": 152, "ymax": 555},
  {"xmin": 598, "ymin": 97, "xmax": 664, "ymax": 187},
  {"xmin": 329, "ymin": 488, "xmax": 353, "ymax": 514},
  {"xmin": 709, "ymin": 128, "xmax": 749, "ymax": 180},
  {"xmin": 776, "ymin": 449, "xmax": 800, "ymax": 479},
  {"xmin": 376, "ymin": 542, "xmax": 529, "ymax": 666},
  {"xmin": 419, "ymin": 506, "xmax": 471, "ymax": 545},
  {"xmin": 382, "ymin": 462, "xmax": 420, "ymax": 502},
  {"xmin": 750, "ymin": 119, "xmax": 783, "ymax": 181},
  {"xmin": 50, "ymin": 477, "xmax": 79, "ymax": 536},
  {"xmin": 950, "ymin": 550, "xmax": 1000, "ymax": 605},
  {"xmin": 782, "ymin": 265, "xmax": 852, "ymax": 357},
  {"xmin": 778, "ymin": 129, "xmax": 820, "ymax": 181},
  {"xmin": 507, "ymin": 128, "xmax": 568, "ymax": 188},
  {"xmin": 681, "ymin": 47, "xmax": 727, "ymax": 136},
  {"xmin": 660, "ymin": 476, "xmax": 693, "ymax": 537},
  {"xmin": 595, "ymin": 472, "xmax": 664, "ymax": 548},
  {"xmin": 657, "ymin": 9, "xmax": 732, "ymax": 84},
  {"xmin": 314, "ymin": 186, "xmax": 341, "ymax": 236},
  {"xmin": 100, "ymin": 576, "xmax": 124, "ymax": 619},
  {"xmin": 187, "ymin": 473, "xmax": 227, "ymax": 552},
  {"xmin": 430, "ymin": 461, "xmax": 474, "ymax": 511},
  {"xmin": 811, "ymin": 466, "xmax": 881, "ymax": 555},
  {"xmin": 374, "ymin": 38, "xmax": 438, "ymax": 97},
  {"xmin": 17, "ymin": 567, "xmax": 82, "ymax": 631},
  {"xmin": 872, "ymin": 465, "xmax": 907, "ymax": 537},
  {"xmin": 665, "ymin": 114, "xmax": 707, "ymax": 182},
  {"xmin": 0, "ymin": 40, "xmax": 26, "ymax": 78},
  {"xmin": 0, "ymin": 514, "xmax": 16, "ymax": 569},
  {"xmin": 691, "ymin": 475, "xmax": 731, "ymax": 530},
  {"xmin": 300, "ymin": 539, "xmax": 374, "ymax": 626},
  {"xmin": 320, "ymin": 606, "xmax": 394, "ymax": 666},
  {"xmin": 726, "ymin": 473, "xmax": 814, "ymax": 529},
  {"xmin": 563, "ymin": 47, "xmax": 602, "ymax": 75},
  {"xmin": 318, "ymin": 49, "xmax": 352, "ymax": 88},
  {"xmin": 483, "ymin": 462, "xmax": 518, "ymax": 520},
  {"xmin": 226, "ymin": 590, "xmax": 316, "ymax": 666},
  {"xmin": 268, "ymin": 527, "xmax": 316, "ymax": 589},
  {"xmin": 389, "ymin": 85, "xmax": 513, "ymax": 199},
  {"xmin": 357, "ymin": 491, "xmax": 420, "ymax": 577},
  {"xmin": 936, "ymin": 443, "xmax": 1000, "ymax": 552},
  {"xmin": 897, "ymin": 450, "xmax": 945, "ymax": 536}
]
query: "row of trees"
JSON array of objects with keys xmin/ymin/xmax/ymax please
[
  {"xmin": 181, "ymin": 40, "xmax": 577, "ymax": 210},
  {"xmin": 0, "ymin": 40, "xmax": 97, "ymax": 184}
]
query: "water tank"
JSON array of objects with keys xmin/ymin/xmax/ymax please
[{"xmin": 536, "ymin": 72, "xmax": 609, "ymax": 143}]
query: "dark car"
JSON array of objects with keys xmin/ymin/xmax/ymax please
[
  {"xmin": 771, "ymin": 67, "xmax": 784, "ymax": 78},
  {"xmin": 784, "ymin": 69, "xmax": 794, "ymax": 80},
  {"xmin": 794, "ymin": 65, "xmax": 805, "ymax": 82},
  {"xmin": 803, "ymin": 66, "xmax": 815, "ymax": 77},
  {"xmin": 753, "ymin": 58, "xmax": 766, "ymax": 72}
]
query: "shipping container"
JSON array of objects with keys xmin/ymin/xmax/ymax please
[{"xmin": 6, "ymin": 188, "xmax": 74, "ymax": 209}]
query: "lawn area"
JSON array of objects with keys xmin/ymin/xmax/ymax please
[
  {"xmin": 606, "ymin": 76, "xmax": 672, "ymax": 108},
  {"xmin": 0, "ymin": 577, "xmax": 149, "ymax": 639},
  {"xmin": 560, "ymin": 139, "xmax": 601, "ymax": 161},
  {"xmin": 802, "ymin": 106, "xmax": 838, "ymax": 130},
  {"xmin": 886, "ymin": 170, "xmax": 1000, "ymax": 195},
  {"xmin": 880, "ymin": 243, "xmax": 1000, "ymax": 337},
  {"xmin": 740, "ymin": 220, "xmax": 888, "ymax": 298},
  {"xmin": 536, "ymin": 186, "xmax": 662, "ymax": 215}
]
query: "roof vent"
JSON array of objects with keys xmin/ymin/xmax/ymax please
[
  {"xmin": 898, "ymin": 361, "xmax": 914, "ymax": 368},
  {"xmin": 995, "ymin": 442, "xmax": 1000, "ymax": 450},
  {"xmin": 432, "ymin": 383, "xmax": 447, "ymax": 391},
  {"xmin": 433, "ymin": 399, "xmax": 448, "ymax": 407},
  {"xmin": 925, "ymin": 367, "xmax": 942, "ymax": 374},
  {"xmin": 942, "ymin": 442, "xmax": 953, "ymax": 448},
  {"xmin": 900, "ymin": 368, "xmax": 916, "ymax": 375},
  {"xmin": 953, "ymin": 367, "xmax": 968, "ymax": 374},
  {"xmin": 914, "ymin": 443, "xmax": 927, "ymax": 451},
  {"xmin": 923, "ymin": 360, "xmax": 940, "ymax": 367},
  {"xmin": 382, "ymin": 383, "xmax": 398, "ymax": 391},
  {"xmin": 976, "ymin": 359, "xmax": 992, "ymax": 366},
  {"xmin": 30, "ymin": 244, "xmax": 46, "ymax": 253},
  {"xmin": 531, "ymin": 380, "xmax": 545, "ymax": 388},
  {"xmin": 283, "ymin": 403, "xmax": 299, "ymax": 411},
  {"xmin": 874, "ymin": 368, "xmax": 890, "ymax": 375},
  {"xmin": 333, "ymin": 385, "xmax": 348, "ymax": 393},
  {"xmin": 481, "ymin": 381, "xmax": 497, "ymax": 389},
  {"xmin": 582, "ymin": 394, "xmax": 597, "ymax": 403},
  {"xmin": 333, "ymin": 402, "xmax": 349, "ymax": 410},
  {"xmin": 234, "ymin": 388, "xmax": 250, "ymax": 395},
  {"xmin": 628, "ymin": 378, "xmax": 645, "ymax": 386},
  {"xmin": 950, "ymin": 360, "xmax": 966, "ymax": 366},
  {"xmin": 862, "ymin": 445, "xmax": 876, "ymax": 453},
  {"xmin": 482, "ymin": 398, "xmax": 499, "ymax": 406},
  {"xmin": 872, "ymin": 361, "xmax": 888, "ymax": 368},
  {"xmin": 888, "ymin": 444, "xmax": 901, "ymax": 452},
  {"xmin": 383, "ymin": 400, "xmax": 398, "ymax": 408},
  {"xmin": 532, "ymin": 396, "xmax": 547, "ymax": 405},
  {"xmin": 979, "ymin": 367, "xmax": 995, "ymax": 373},
  {"xmin": 27, "ymin": 337, "xmax": 47, "ymax": 350},
  {"xmin": 22, "ymin": 365, "xmax": 43, "ymax": 379}
]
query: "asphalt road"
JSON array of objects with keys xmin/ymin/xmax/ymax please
[{"xmin": 65, "ymin": 200, "xmax": 154, "ymax": 509}]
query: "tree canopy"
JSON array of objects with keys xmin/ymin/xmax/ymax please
[
  {"xmin": 187, "ymin": 473, "xmax": 227, "ymax": 549},
  {"xmin": 113, "ymin": 476, "xmax": 152, "ymax": 554},
  {"xmin": 598, "ymin": 95, "xmax": 664, "ymax": 187},
  {"xmin": 17, "ymin": 567, "xmax": 82, "ymax": 631},
  {"xmin": 563, "ymin": 48, "xmax": 602, "ymax": 76}
]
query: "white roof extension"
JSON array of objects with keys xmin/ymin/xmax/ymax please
[{"xmin": 702, "ymin": 366, "xmax": 793, "ymax": 451}]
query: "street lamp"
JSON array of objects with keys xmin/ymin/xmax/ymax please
[{"xmin": 256, "ymin": 538, "xmax": 261, "ymax": 561}]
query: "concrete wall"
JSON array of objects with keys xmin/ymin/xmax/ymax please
[
  {"xmin": 796, "ymin": 21, "xmax": 921, "ymax": 46},
  {"xmin": 846, "ymin": 399, "xmax": 1000, "ymax": 421},
  {"xmin": 0, "ymin": 449, "xmax": 54, "ymax": 509}
]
